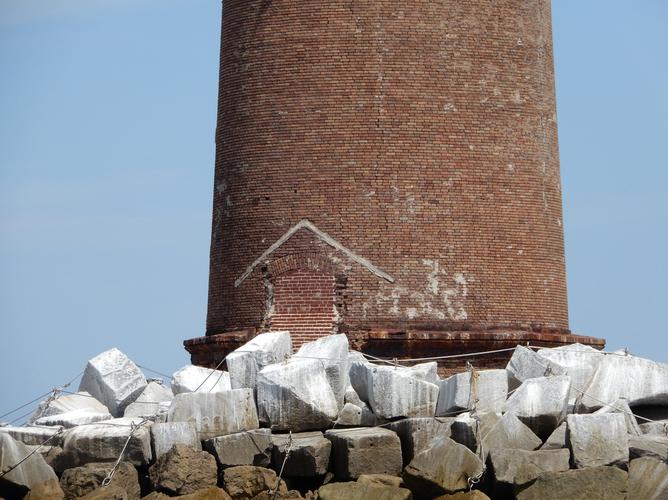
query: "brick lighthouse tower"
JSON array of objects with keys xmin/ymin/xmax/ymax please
[{"xmin": 185, "ymin": 0, "xmax": 604, "ymax": 372}]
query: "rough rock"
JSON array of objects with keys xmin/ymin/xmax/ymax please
[
  {"xmin": 206, "ymin": 429, "xmax": 273, "ymax": 468},
  {"xmin": 123, "ymin": 382, "xmax": 173, "ymax": 418},
  {"xmin": 29, "ymin": 391, "xmax": 110, "ymax": 424},
  {"xmin": 387, "ymin": 417, "xmax": 453, "ymax": 466},
  {"xmin": 77, "ymin": 485, "xmax": 128, "ymax": 500},
  {"xmin": 593, "ymin": 398, "xmax": 641, "ymax": 436},
  {"xmin": 506, "ymin": 346, "xmax": 565, "ymax": 389},
  {"xmin": 78, "ymin": 348, "xmax": 148, "ymax": 417},
  {"xmin": 178, "ymin": 488, "xmax": 234, "ymax": 500},
  {"xmin": 271, "ymin": 431, "xmax": 331, "ymax": 477},
  {"xmin": 171, "ymin": 365, "xmax": 232, "ymax": 395},
  {"xmin": 167, "ymin": 390, "xmax": 259, "ymax": 440},
  {"xmin": 628, "ymin": 435, "xmax": 668, "ymax": 461},
  {"xmin": 578, "ymin": 354, "xmax": 668, "ymax": 412},
  {"xmin": 489, "ymin": 448, "xmax": 570, "ymax": 487},
  {"xmin": 149, "ymin": 444, "xmax": 218, "ymax": 495},
  {"xmin": 0, "ymin": 425, "xmax": 63, "ymax": 447},
  {"xmin": 325, "ymin": 427, "xmax": 402, "ymax": 480},
  {"xmin": 540, "ymin": 422, "xmax": 567, "ymax": 450},
  {"xmin": 433, "ymin": 492, "xmax": 489, "ymax": 500},
  {"xmin": 344, "ymin": 385, "xmax": 366, "ymax": 407},
  {"xmin": 515, "ymin": 466, "xmax": 628, "ymax": 500},
  {"xmin": 226, "ymin": 331, "xmax": 292, "ymax": 390},
  {"xmin": 59, "ymin": 462, "xmax": 140, "ymax": 500},
  {"xmin": 357, "ymin": 474, "xmax": 404, "ymax": 488},
  {"xmin": 61, "ymin": 417, "xmax": 152, "ymax": 466},
  {"xmin": 537, "ymin": 343, "xmax": 605, "ymax": 403},
  {"xmin": 294, "ymin": 334, "xmax": 350, "ymax": 408},
  {"xmin": 567, "ymin": 414, "xmax": 628, "ymax": 469},
  {"xmin": 478, "ymin": 412, "xmax": 542, "ymax": 457},
  {"xmin": 150, "ymin": 421, "xmax": 200, "ymax": 459},
  {"xmin": 251, "ymin": 490, "xmax": 302, "ymax": 500},
  {"xmin": 34, "ymin": 409, "xmax": 112, "ymax": 428},
  {"xmin": 402, "ymin": 436, "xmax": 484, "ymax": 497},
  {"xmin": 316, "ymin": 482, "xmax": 411, "ymax": 500},
  {"xmin": 436, "ymin": 369, "xmax": 508, "ymax": 416},
  {"xmin": 336, "ymin": 403, "xmax": 377, "ymax": 427},
  {"xmin": 503, "ymin": 375, "xmax": 570, "ymax": 439},
  {"xmin": 221, "ymin": 466, "xmax": 287, "ymax": 499},
  {"xmin": 0, "ymin": 433, "xmax": 58, "ymax": 490},
  {"xmin": 627, "ymin": 457, "xmax": 668, "ymax": 500},
  {"xmin": 256, "ymin": 359, "xmax": 339, "ymax": 432},
  {"xmin": 640, "ymin": 421, "xmax": 668, "ymax": 437},
  {"xmin": 366, "ymin": 365, "xmax": 439, "ymax": 419},
  {"xmin": 23, "ymin": 479, "xmax": 65, "ymax": 500}
]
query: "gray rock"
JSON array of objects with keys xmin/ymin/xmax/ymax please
[
  {"xmin": 150, "ymin": 422, "xmax": 200, "ymax": 459},
  {"xmin": 436, "ymin": 369, "xmax": 508, "ymax": 416},
  {"xmin": 123, "ymin": 382, "xmax": 173, "ymax": 418},
  {"xmin": 205, "ymin": 429, "xmax": 273, "ymax": 468},
  {"xmin": 149, "ymin": 444, "xmax": 218, "ymax": 496},
  {"xmin": 271, "ymin": 431, "xmax": 331, "ymax": 477},
  {"xmin": 0, "ymin": 425, "xmax": 63, "ymax": 447},
  {"xmin": 34, "ymin": 409, "xmax": 112, "ymax": 428},
  {"xmin": 317, "ymin": 482, "xmax": 412, "ymax": 500},
  {"xmin": 640, "ymin": 421, "xmax": 668, "ymax": 437},
  {"xmin": 325, "ymin": 427, "xmax": 402, "ymax": 480},
  {"xmin": 403, "ymin": 436, "xmax": 484, "ymax": 496},
  {"xmin": 167, "ymin": 390, "xmax": 259, "ymax": 440},
  {"xmin": 78, "ymin": 348, "xmax": 147, "ymax": 417},
  {"xmin": 503, "ymin": 376, "xmax": 570, "ymax": 439},
  {"xmin": 479, "ymin": 412, "xmax": 542, "ymax": 457},
  {"xmin": 226, "ymin": 331, "xmax": 292, "ymax": 390},
  {"xmin": 567, "ymin": 414, "xmax": 628, "ymax": 469},
  {"xmin": 578, "ymin": 354, "xmax": 668, "ymax": 412},
  {"xmin": 348, "ymin": 352, "xmax": 372, "ymax": 404},
  {"xmin": 387, "ymin": 417, "xmax": 453, "ymax": 466},
  {"xmin": 506, "ymin": 346, "xmax": 565, "ymax": 389},
  {"xmin": 344, "ymin": 385, "xmax": 365, "ymax": 407},
  {"xmin": 593, "ymin": 398, "xmax": 641, "ymax": 436},
  {"xmin": 628, "ymin": 457, "xmax": 668, "ymax": 500},
  {"xmin": 336, "ymin": 403, "xmax": 378, "ymax": 427},
  {"xmin": 0, "ymin": 433, "xmax": 57, "ymax": 490},
  {"xmin": 257, "ymin": 359, "xmax": 339, "ymax": 432},
  {"xmin": 537, "ymin": 343, "xmax": 605, "ymax": 404},
  {"xmin": 516, "ymin": 466, "xmax": 628, "ymax": 500},
  {"xmin": 367, "ymin": 365, "xmax": 439, "ymax": 419},
  {"xmin": 489, "ymin": 448, "xmax": 570, "ymax": 488},
  {"xmin": 406, "ymin": 362, "xmax": 440, "ymax": 385},
  {"xmin": 59, "ymin": 462, "xmax": 140, "ymax": 500},
  {"xmin": 294, "ymin": 334, "xmax": 350, "ymax": 408},
  {"xmin": 449, "ymin": 412, "xmax": 479, "ymax": 451},
  {"xmin": 222, "ymin": 466, "xmax": 287, "ymax": 499},
  {"xmin": 171, "ymin": 365, "xmax": 232, "ymax": 395},
  {"xmin": 61, "ymin": 417, "xmax": 153, "ymax": 466},
  {"xmin": 540, "ymin": 422, "xmax": 567, "ymax": 450},
  {"xmin": 628, "ymin": 435, "xmax": 668, "ymax": 461},
  {"xmin": 29, "ymin": 391, "xmax": 110, "ymax": 424}
]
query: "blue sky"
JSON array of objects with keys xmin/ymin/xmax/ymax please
[{"xmin": 1, "ymin": 1, "xmax": 666, "ymax": 417}]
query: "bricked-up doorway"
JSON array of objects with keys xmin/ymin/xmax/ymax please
[{"xmin": 271, "ymin": 269, "xmax": 336, "ymax": 349}]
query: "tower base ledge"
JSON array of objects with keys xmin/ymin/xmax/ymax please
[{"xmin": 184, "ymin": 327, "xmax": 605, "ymax": 377}]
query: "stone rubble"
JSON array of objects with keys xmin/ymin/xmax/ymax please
[
  {"xmin": 2, "ymin": 337, "xmax": 668, "ymax": 500},
  {"xmin": 171, "ymin": 364, "xmax": 232, "ymax": 395},
  {"xmin": 226, "ymin": 330, "xmax": 292, "ymax": 390},
  {"xmin": 167, "ymin": 390, "xmax": 259, "ymax": 440},
  {"xmin": 78, "ymin": 348, "xmax": 148, "ymax": 417}
]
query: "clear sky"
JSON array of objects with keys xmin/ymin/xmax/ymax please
[{"xmin": 1, "ymin": 1, "xmax": 666, "ymax": 417}]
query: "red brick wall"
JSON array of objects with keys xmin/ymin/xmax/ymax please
[
  {"xmin": 205, "ymin": 0, "xmax": 570, "ymax": 340},
  {"xmin": 270, "ymin": 269, "xmax": 336, "ymax": 349}
]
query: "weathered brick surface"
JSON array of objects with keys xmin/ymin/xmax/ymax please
[{"xmin": 186, "ymin": 1, "xmax": 605, "ymax": 367}]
